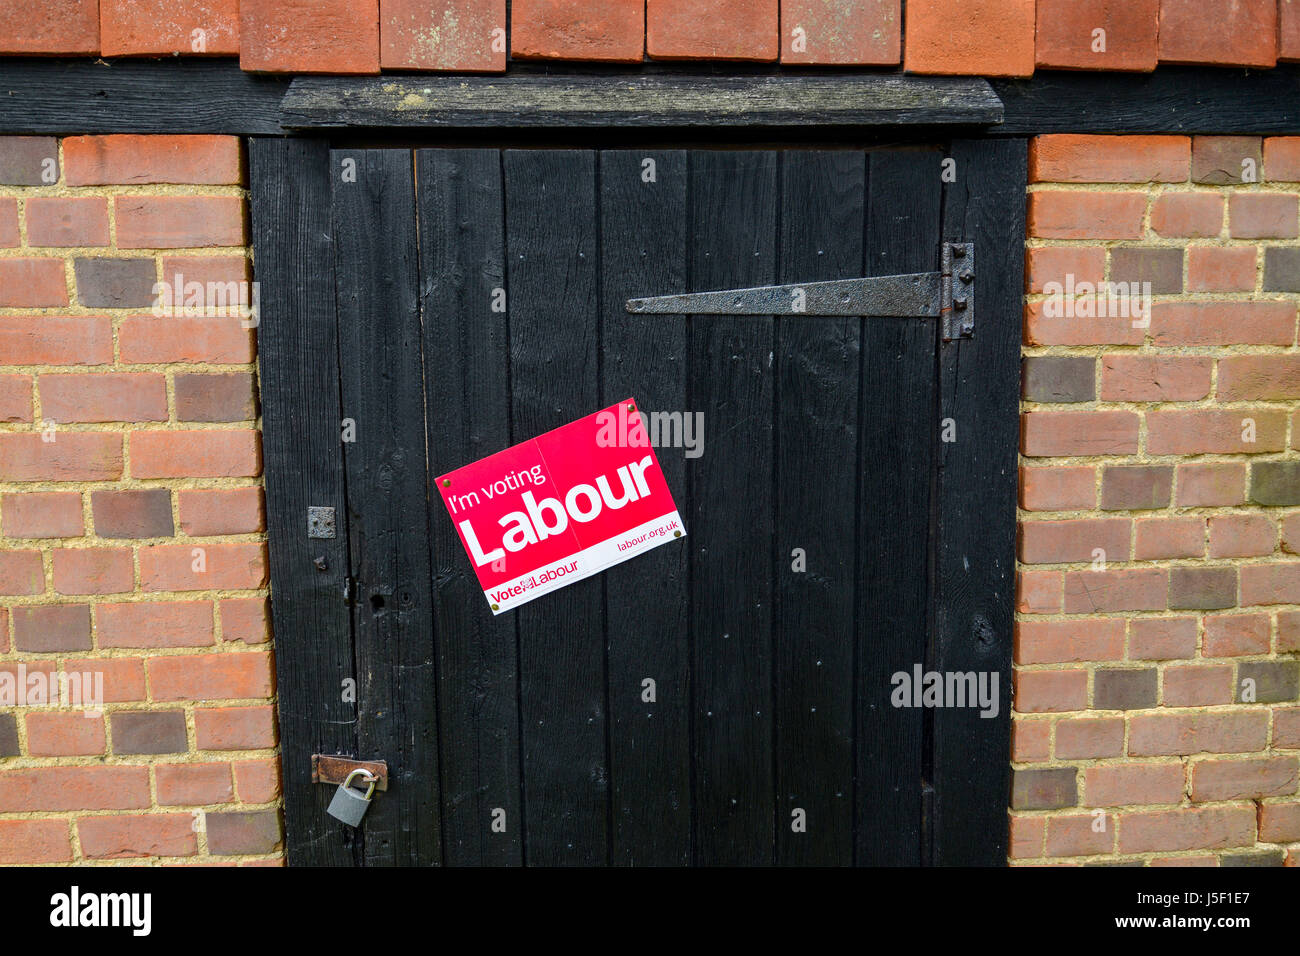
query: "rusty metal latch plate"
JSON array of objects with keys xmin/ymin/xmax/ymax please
[
  {"xmin": 626, "ymin": 241, "xmax": 974, "ymax": 342},
  {"xmin": 312, "ymin": 755, "xmax": 389, "ymax": 791}
]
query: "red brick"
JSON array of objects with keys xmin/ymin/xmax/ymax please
[
  {"xmin": 195, "ymin": 705, "xmax": 277, "ymax": 749},
  {"xmin": 0, "ymin": 259, "xmax": 69, "ymax": 307},
  {"xmin": 1193, "ymin": 757, "xmax": 1298, "ymax": 801},
  {"xmin": 1064, "ymin": 569, "xmax": 1167, "ymax": 614},
  {"xmin": 1084, "ymin": 763, "xmax": 1184, "ymax": 807},
  {"xmin": 1099, "ymin": 354, "xmax": 1211, "ymax": 402},
  {"xmin": 0, "ymin": 316, "xmax": 113, "ymax": 366},
  {"xmin": 0, "ymin": 198, "xmax": 16, "ymax": 247},
  {"xmin": 1035, "ymin": 0, "xmax": 1158, "ymax": 71},
  {"xmin": 1029, "ymin": 134, "xmax": 1186, "ymax": 183},
  {"xmin": 1012, "ymin": 718, "xmax": 1051, "ymax": 761},
  {"xmin": 206, "ymin": 809, "xmax": 282, "ymax": 855},
  {"xmin": 1027, "ymin": 191, "xmax": 1146, "ymax": 239},
  {"xmin": 234, "ymin": 758, "xmax": 281, "ymax": 803},
  {"xmin": 240, "ymin": 0, "xmax": 380, "ymax": 73},
  {"xmin": 39, "ymin": 373, "xmax": 168, "ymax": 423},
  {"xmin": 130, "ymin": 430, "xmax": 261, "ymax": 479},
  {"xmin": 1176, "ymin": 463, "xmax": 1246, "ymax": 507},
  {"xmin": 1159, "ymin": 0, "xmax": 1276, "ymax": 66},
  {"xmin": 174, "ymin": 372, "xmax": 257, "ymax": 423},
  {"xmin": 1019, "ymin": 465, "xmax": 1096, "ymax": 511},
  {"xmin": 115, "ymin": 196, "xmax": 245, "ymax": 249},
  {"xmin": 64, "ymin": 135, "xmax": 241, "ymax": 186},
  {"xmin": 647, "ymin": 0, "xmax": 777, "ymax": 61},
  {"xmin": 92, "ymin": 488, "xmax": 174, "ymax": 539},
  {"xmin": 1024, "ymin": 245, "xmax": 1106, "ymax": 294},
  {"xmin": 1, "ymin": 491, "xmax": 83, "ymax": 538},
  {"xmin": 0, "ymin": 137, "xmax": 58, "ymax": 185},
  {"xmin": 150, "ymin": 652, "xmax": 273, "ymax": 702},
  {"xmin": 120, "ymin": 315, "xmax": 254, "ymax": 365},
  {"xmin": 1023, "ymin": 300, "xmax": 1145, "ymax": 346},
  {"xmin": 1134, "ymin": 517, "xmax": 1204, "ymax": 560},
  {"xmin": 1208, "ymin": 514, "xmax": 1276, "ymax": 558},
  {"xmin": 219, "ymin": 597, "xmax": 271, "ymax": 645},
  {"xmin": 101, "ymin": 0, "xmax": 239, "ymax": 56},
  {"xmin": 0, "ymin": 820, "xmax": 72, "ymax": 864},
  {"xmin": 140, "ymin": 542, "xmax": 267, "ymax": 592},
  {"xmin": 1046, "ymin": 813, "xmax": 1115, "ymax": 857},
  {"xmin": 0, "ymin": 374, "xmax": 30, "ymax": 423},
  {"xmin": 1150, "ymin": 302, "xmax": 1296, "ymax": 346},
  {"xmin": 0, "ymin": 0, "xmax": 98, "ymax": 53},
  {"xmin": 178, "ymin": 487, "xmax": 264, "ymax": 536},
  {"xmin": 1015, "ymin": 618, "xmax": 1124, "ymax": 664},
  {"xmin": 1241, "ymin": 563, "xmax": 1300, "ymax": 606},
  {"xmin": 0, "ymin": 549, "xmax": 44, "ymax": 596},
  {"xmin": 156, "ymin": 762, "xmax": 234, "ymax": 806},
  {"xmin": 1162, "ymin": 664, "xmax": 1234, "ymax": 706},
  {"xmin": 1150, "ymin": 192, "xmax": 1224, "ymax": 237},
  {"xmin": 1118, "ymin": 805, "xmax": 1255, "ymax": 853},
  {"xmin": 77, "ymin": 813, "xmax": 198, "ymax": 859},
  {"xmin": 52, "ymin": 547, "xmax": 134, "ymax": 595},
  {"xmin": 1021, "ymin": 410, "xmax": 1139, "ymax": 457},
  {"xmin": 0, "ymin": 432, "xmax": 122, "ymax": 481},
  {"xmin": 1230, "ymin": 192, "xmax": 1300, "ymax": 239},
  {"xmin": 380, "ymin": 0, "xmax": 505, "ymax": 70},
  {"xmin": 780, "ymin": 0, "xmax": 899, "ymax": 64},
  {"xmin": 97, "ymin": 600, "xmax": 215, "ymax": 649},
  {"xmin": 1265, "ymin": 136, "xmax": 1300, "ymax": 181},
  {"xmin": 12, "ymin": 604, "xmax": 91, "ymax": 651},
  {"xmin": 64, "ymin": 657, "xmax": 147, "ymax": 703},
  {"xmin": 1204, "ymin": 612, "xmax": 1271, "ymax": 656},
  {"xmin": 1219, "ymin": 355, "xmax": 1300, "ymax": 400},
  {"xmin": 25, "ymin": 712, "xmax": 105, "ymax": 756},
  {"xmin": 1278, "ymin": 707, "xmax": 1300, "ymax": 748},
  {"xmin": 903, "ymin": 0, "xmax": 1033, "ymax": 75},
  {"xmin": 1018, "ymin": 517, "xmax": 1130, "ymax": 565},
  {"xmin": 0, "ymin": 766, "xmax": 150, "ymax": 811},
  {"xmin": 1193, "ymin": 135, "xmax": 1263, "ymax": 185},
  {"xmin": 1129, "ymin": 711, "xmax": 1268, "ymax": 756},
  {"xmin": 1008, "ymin": 814, "xmax": 1044, "ymax": 859},
  {"xmin": 1014, "ymin": 669, "xmax": 1088, "ymax": 713},
  {"xmin": 1147, "ymin": 408, "xmax": 1286, "ymax": 455},
  {"xmin": 1130, "ymin": 617, "xmax": 1198, "ymax": 660},
  {"xmin": 511, "ymin": 0, "xmax": 642, "ymax": 62},
  {"xmin": 1280, "ymin": 609, "xmax": 1300, "ymax": 651},
  {"xmin": 1017, "ymin": 570, "xmax": 1062, "ymax": 614},
  {"xmin": 1260, "ymin": 801, "xmax": 1300, "ymax": 842},
  {"xmin": 1187, "ymin": 246, "xmax": 1257, "ymax": 292},
  {"xmin": 24, "ymin": 197, "xmax": 109, "ymax": 247}
]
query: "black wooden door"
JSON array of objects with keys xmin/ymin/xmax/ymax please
[{"xmin": 250, "ymin": 140, "xmax": 1025, "ymax": 867}]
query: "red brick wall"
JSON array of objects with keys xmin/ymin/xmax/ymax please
[
  {"xmin": 0, "ymin": 0, "xmax": 1296, "ymax": 73},
  {"xmin": 1016, "ymin": 134, "xmax": 1300, "ymax": 866},
  {"xmin": 0, "ymin": 134, "xmax": 280, "ymax": 865}
]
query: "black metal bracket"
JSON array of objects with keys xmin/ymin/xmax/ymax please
[{"xmin": 626, "ymin": 241, "xmax": 975, "ymax": 341}]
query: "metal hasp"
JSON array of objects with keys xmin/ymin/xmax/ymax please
[{"xmin": 626, "ymin": 241, "xmax": 975, "ymax": 342}]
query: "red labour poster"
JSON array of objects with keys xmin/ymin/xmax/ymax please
[{"xmin": 435, "ymin": 399, "xmax": 686, "ymax": 614}]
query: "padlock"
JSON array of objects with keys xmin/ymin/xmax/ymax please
[{"xmin": 326, "ymin": 768, "xmax": 376, "ymax": 827}]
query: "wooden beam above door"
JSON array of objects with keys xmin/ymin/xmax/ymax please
[{"xmin": 278, "ymin": 74, "xmax": 1003, "ymax": 130}]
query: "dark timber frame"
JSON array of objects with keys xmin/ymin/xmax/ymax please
[{"xmin": 7, "ymin": 58, "xmax": 1290, "ymax": 866}]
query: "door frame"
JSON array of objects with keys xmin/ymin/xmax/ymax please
[{"xmin": 249, "ymin": 135, "xmax": 1025, "ymax": 866}]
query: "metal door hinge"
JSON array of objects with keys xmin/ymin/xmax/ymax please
[{"xmin": 626, "ymin": 241, "xmax": 975, "ymax": 341}]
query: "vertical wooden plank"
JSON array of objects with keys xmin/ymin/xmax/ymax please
[
  {"xmin": 688, "ymin": 150, "xmax": 777, "ymax": 866},
  {"xmin": 332, "ymin": 149, "xmax": 441, "ymax": 866},
  {"xmin": 932, "ymin": 139, "xmax": 1024, "ymax": 866},
  {"xmin": 416, "ymin": 149, "xmax": 523, "ymax": 867},
  {"xmin": 855, "ymin": 148, "xmax": 943, "ymax": 866},
  {"xmin": 599, "ymin": 149, "xmax": 691, "ymax": 866},
  {"xmin": 775, "ymin": 150, "xmax": 863, "ymax": 866},
  {"xmin": 247, "ymin": 137, "xmax": 358, "ymax": 867},
  {"xmin": 503, "ymin": 149, "xmax": 609, "ymax": 865}
]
